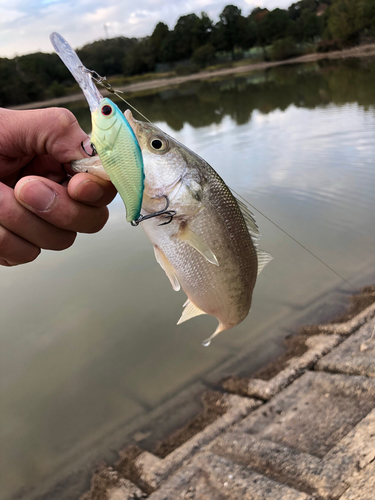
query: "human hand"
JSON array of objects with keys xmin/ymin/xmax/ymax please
[{"xmin": 0, "ymin": 107, "xmax": 117, "ymax": 266}]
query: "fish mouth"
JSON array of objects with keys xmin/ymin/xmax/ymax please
[{"xmin": 124, "ymin": 109, "xmax": 139, "ymax": 136}]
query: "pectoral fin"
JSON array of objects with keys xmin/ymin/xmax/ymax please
[
  {"xmin": 178, "ymin": 226, "xmax": 219, "ymax": 266},
  {"xmin": 153, "ymin": 246, "xmax": 180, "ymax": 291},
  {"xmin": 177, "ymin": 299, "xmax": 206, "ymax": 325}
]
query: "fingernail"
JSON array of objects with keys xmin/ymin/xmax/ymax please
[
  {"xmin": 76, "ymin": 179, "xmax": 104, "ymax": 202},
  {"xmin": 82, "ymin": 137, "xmax": 94, "ymax": 156},
  {"xmin": 18, "ymin": 180, "xmax": 56, "ymax": 211}
]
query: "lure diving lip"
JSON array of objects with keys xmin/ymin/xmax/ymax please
[{"xmin": 50, "ymin": 32, "xmax": 102, "ymax": 113}]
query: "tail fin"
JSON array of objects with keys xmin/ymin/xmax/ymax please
[{"xmin": 202, "ymin": 322, "xmax": 227, "ymax": 347}]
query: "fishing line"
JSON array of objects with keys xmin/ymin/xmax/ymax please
[
  {"xmin": 85, "ymin": 68, "xmax": 159, "ymax": 127},
  {"xmin": 89, "ymin": 68, "xmax": 360, "ymax": 293},
  {"xmin": 115, "ymin": 91, "xmax": 154, "ymax": 125},
  {"xmin": 232, "ymin": 189, "xmax": 359, "ymax": 293}
]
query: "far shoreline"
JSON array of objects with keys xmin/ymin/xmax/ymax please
[{"xmin": 9, "ymin": 43, "xmax": 375, "ymax": 111}]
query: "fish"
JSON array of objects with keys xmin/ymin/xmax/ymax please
[
  {"xmin": 74, "ymin": 109, "xmax": 272, "ymax": 345},
  {"xmin": 50, "ymin": 32, "xmax": 144, "ymax": 223}
]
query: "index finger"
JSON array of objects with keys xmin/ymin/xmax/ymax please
[{"xmin": 1, "ymin": 107, "xmax": 91, "ymax": 165}]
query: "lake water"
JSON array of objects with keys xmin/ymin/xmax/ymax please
[{"xmin": 2, "ymin": 58, "xmax": 375, "ymax": 499}]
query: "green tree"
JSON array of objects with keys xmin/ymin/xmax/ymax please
[
  {"xmin": 122, "ymin": 38, "xmax": 155, "ymax": 75},
  {"xmin": 150, "ymin": 22, "xmax": 169, "ymax": 63},
  {"xmin": 257, "ymin": 8, "xmax": 292, "ymax": 46},
  {"xmin": 301, "ymin": 9, "xmax": 321, "ymax": 40},
  {"xmin": 78, "ymin": 37, "xmax": 138, "ymax": 76},
  {"xmin": 286, "ymin": 1, "xmax": 327, "ymax": 41},
  {"xmin": 191, "ymin": 43, "xmax": 216, "ymax": 67},
  {"xmin": 159, "ymin": 12, "xmax": 214, "ymax": 63},
  {"xmin": 194, "ymin": 12, "xmax": 214, "ymax": 47},
  {"xmin": 47, "ymin": 80, "xmax": 66, "ymax": 98},
  {"xmin": 173, "ymin": 13, "xmax": 201, "ymax": 59},
  {"xmin": 270, "ymin": 37, "xmax": 300, "ymax": 60},
  {"xmin": 215, "ymin": 5, "xmax": 247, "ymax": 58},
  {"xmin": 0, "ymin": 58, "xmax": 27, "ymax": 106},
  {"xmin": 327, "ymin": 0, "xmax": 375, "ymax": 42},
  {"xmin": 288, "ymin": 0, "xmax": 319, "ymax": 20}
]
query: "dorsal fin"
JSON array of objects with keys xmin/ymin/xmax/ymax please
[
  {"xmin": 257, "ymin": 249, "xmax": 273, "ymax": 275},
  {"xmin": 235, "ymin": 197, "xmax": 260, "ymax": 245}
]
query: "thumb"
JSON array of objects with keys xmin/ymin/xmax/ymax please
[{"xmin": 1, "ymin": 107, "xmax": 90, "ymax": 163}]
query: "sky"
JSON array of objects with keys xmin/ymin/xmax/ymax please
[{"xmin": 0, "ymin": 0, "xmax": 293, "ymax": 58}]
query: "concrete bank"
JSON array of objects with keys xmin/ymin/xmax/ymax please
[{"xmin": 81, "ymin": 292, "xmax": 375, "ymax": 500}]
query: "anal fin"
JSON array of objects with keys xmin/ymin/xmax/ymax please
[
  {"xmin": 153, "ymin": 246, "xmax": 180, "ymax": 291},
  {"xmin": 177, "ymin": 299, "xmax": 206, "ymax": 325},
  {"xmin": 178, "ymin": 226, "xmax": 219, "ymax": 266}
]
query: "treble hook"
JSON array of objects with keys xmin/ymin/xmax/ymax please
[
  {"xmin": 131, "ymin": 195, "xmax": 177, "ymax": 227},
  {"xmin": 81, "ymin": 141, "xmax": 97, "ymax": 157},
  {"xmin": 81, "ymin": 67, "xmax": 123, "ymax": 95}
]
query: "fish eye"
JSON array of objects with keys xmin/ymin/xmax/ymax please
[
  {"xmin": 101, "ymin": 105, "xmax": 112, "ymax": 116},
  {"xmin": 149, "ymin": 135, "xmax": 169, "ymax": 153}
]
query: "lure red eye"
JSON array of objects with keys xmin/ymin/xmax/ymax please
[{"xmin": 101, "ymin": 105, "xmax": 112, "ymax": 116}]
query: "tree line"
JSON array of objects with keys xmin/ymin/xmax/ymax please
[
  {"xmin": 69, "ymin": 58, "xmax": 375, "ymax": 134},
  {"xmin": 1, "ymin": 0, "xmax": 375, "ymax": 107}
]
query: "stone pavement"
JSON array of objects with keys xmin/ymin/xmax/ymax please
[{"xmin": 82, "ymin": 302, "xmax": 375, "ymax": 500}]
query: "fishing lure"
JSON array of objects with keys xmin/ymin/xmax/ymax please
[{"xmin": 50, "ymin": 32, "xmax": 144, "ymax": 223}]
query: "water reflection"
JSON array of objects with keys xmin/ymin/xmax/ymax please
[
  {"xmin": 68, "ymin": 58, "xmax": 375, "ymax": 133},
  {"xmin": 2, "ymin": 58, "xmax": 375, "ymax": 500}
]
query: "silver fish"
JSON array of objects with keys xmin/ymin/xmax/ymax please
[{"xmin": 74, "ymin": 110, "xmax": 272, "ymax": 344}]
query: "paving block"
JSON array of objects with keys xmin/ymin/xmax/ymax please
[
  {"xmin": 135, "ymin": 395, "xmax": 261, "ymax": 489},
  {"xmin": 316, "ymin": 318, "xmax": 375, "ymax": 377},
  {"xmin": 209, "ymin": 408, "xmax": 375, "ymax": 499},
  {"xmin": 147, "ymin": 452, "xmax": 312, "ymax": 500},
  {"xmin": 212, "ymin": 373, "xmax": 375, "ymax": 499},
  {"xmin": 236, "ymin": 334, "xmax": 341, "ymax": 400},
  {"xmin": 107, "ymin": 480, "xmax": 146, "ymax": 500},
  {"xmin": 236, "ymin": 371, "xmax": 375, "ymax": 458},
  {"xmin": 80, "ymin": 466, "xmax": 145, "ymax": 500},
  {"xmin": 312, "ymin": 302, "xmax": 375, "ymax": 335},
  {"xmin": 338, "ymin": 460, "xmax": 375, "ymax": 500},
  {"xmin": 209, "ymin": 432, "xmax": 341, "ymax": 498},
  {"xmin": 322, "ymin": 408, "xmax": 375, "ymax": 492}
]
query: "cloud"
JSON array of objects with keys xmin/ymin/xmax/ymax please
[
  {"xmin": 245, "ymin": 0, "xmax": 291, "ymax": 8},
  {"xmin": 84, "ymin": 6, "xmax": 118, "ymax": 23},
  {"xmin": 0, "ymin": 7, "xmax": 24, "ymax": 23},
  {"xmin": 0, "ymin": 0, "xmax": 294, "ymax": 58}
]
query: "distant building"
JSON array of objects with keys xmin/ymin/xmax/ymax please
[{"xmin": 317, "ymin": 4, "xmax": 328, "ymax": 17}]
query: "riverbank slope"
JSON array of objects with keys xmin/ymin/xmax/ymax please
[{"xmin": 82, "ymin": 287, "xmax": 375, "ymax": 499}]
